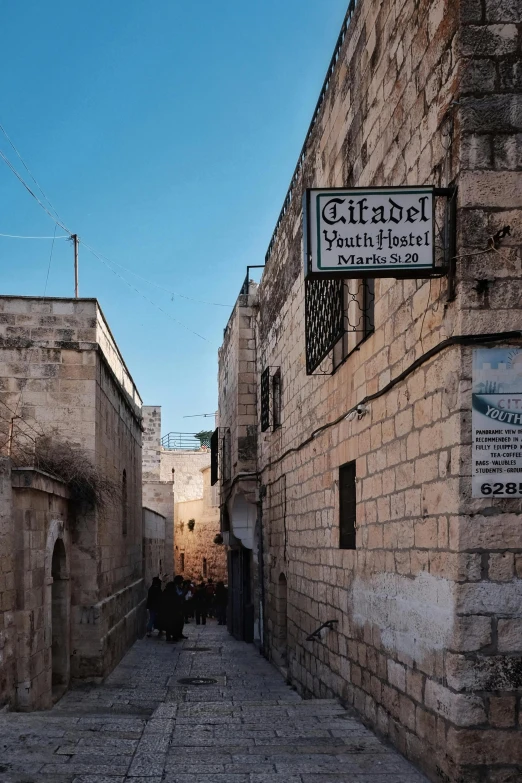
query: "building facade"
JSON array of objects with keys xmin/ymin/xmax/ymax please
[
  {"xmin": 217, "ymin": 1, "xmax": 522, "ymax": 781},
  {"xmin": 141, "ymin": 408, "xmax": 226, "ymax": 583},
  {"xmin": 0, "ymin": 296, "xmax": 145, "ymax": 708},
  {"xmin": 175, "ymin": 465, "xmax": 227, "ymax": 583}
]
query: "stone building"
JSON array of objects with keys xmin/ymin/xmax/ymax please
[
  {"xmin": 175, "ymin": 465, "xmax": 227, "ymax": 583},
  {"xmin": 141, "ymin": 408, "xmax": 226, "ymax": 582},
  {"xmin": 142, "ymin": 406, "xmax": 174, "ymax": 580},
  {"xmin": 0, "ymin": 296, "xmax": 144, "ymax": 709},
  {"xmin": 217, "ymin": 1, "xmax": 522, "ymax": 781}
]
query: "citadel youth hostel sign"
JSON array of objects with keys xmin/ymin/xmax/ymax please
[
  {"xmin": 472, "ymin": 347, "xmax": 522, "ymax": 498},
  {"xmin": 304, "ymin": 186, "xmax": 439, "ymax": 278}
]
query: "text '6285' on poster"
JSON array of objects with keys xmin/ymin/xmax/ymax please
[
  {"xmin": 472, "ymin": 347, "xmax": 522, "ymax": 498},
  {"xmin": 304, "ymin": 186, "xmax": 440, "ymax": 279}
]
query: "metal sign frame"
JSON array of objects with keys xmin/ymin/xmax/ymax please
[{"xmin": 304, "ymin": 186, "xmax": 454, "ymax": 280}]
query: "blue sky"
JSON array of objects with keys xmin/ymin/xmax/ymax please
[{"xmin": 0, "ymin": 1, "xmax": 347, "ymax": 434}]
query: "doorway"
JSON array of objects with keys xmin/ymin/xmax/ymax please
[{"xmin": 51, "ymin": 539, "xmax": 69, "ymax": 701}]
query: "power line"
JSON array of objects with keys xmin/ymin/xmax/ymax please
[
  {"xmin": 84, "ymin": 244, "xmax": 213, "ymax": 343},
  {"xmin": 0, "ymin": 122, "xmax": 64, "ymax": 224},
  {"xmin": 43, "ymin": 226, "xmax": 57, "ymax": 298},
  {"xmin": 0, "ymin": 232, "xmax": 69, "ymax": 239},
  {"xmin": 80, "ymin": 240, "xmax": 232, "ymax": 308},
  {"xmin": 0, "ymin": 150, "xmax": 71, "ymax": 234}
]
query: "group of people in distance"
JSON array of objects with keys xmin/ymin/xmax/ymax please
[{"xmin": 146, "ymin": 575, "xmax": 228, "ymax": 642}]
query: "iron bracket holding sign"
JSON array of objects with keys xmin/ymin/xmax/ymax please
[{"xmin": 304, "ymin": 186, "xmax": 455, "ymax": 280}]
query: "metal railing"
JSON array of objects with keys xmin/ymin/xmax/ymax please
[
  {"xmin": 264, "ymin": 0, "xmax": 358, "ymax": 265},
  {"xmin": 161, "ymin": 432, "xmax": 209, "ymax": 451}
]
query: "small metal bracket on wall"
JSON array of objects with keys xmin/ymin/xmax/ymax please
[{"xmin": 306, "ymin": 619, "xmax": 338, "ymax": 641}]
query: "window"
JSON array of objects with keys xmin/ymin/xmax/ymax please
[
  {"xmin": 339, "ymin": 461, "xmax": 356, "ymax": 549},
  {"xmin": 122, "ymin": 469, "xmax": 128, "ymax": 536},
  {"xmin": 222, "ymin": 428, "xmax": 231, "ymax": 482},
  {"xmin": 333, "ymin": 279, "xmax": 375, "ymax": 370},
  {"xmin": 202, "ymin": 557, "xmax": 208, "ymax": 578},
  {"xmin": 180, "ymin": 552, "xmax": 185, "ymax": 572},
  {"xmin": 210, "ymin": 429, "xmax": 219, "ymax": 485},
  {"xmin": 260, "ymin": 367, "xmax": 270, "ymax": 432},
  {"xmin": 272, "ymin": 369, "xmax": 282, "ymax": 430}
]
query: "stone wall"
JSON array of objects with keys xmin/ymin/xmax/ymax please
[
  {"xmin": 218, "ymin": 0, "xmax": 522, "ymax": 780},
  {"xmin": 143, "ymin": 506, "xmax": 167, "ymax": 587},
  {"xmin": 0, "ymin": 296, "xmax": 145, "ymax": 686},
  {"xmin": 174, "ymin": 466, "xmax": 227, "ymax": 582},
  {"xmin": 141, "ymin": 407, "xmax": 174, "ymax": 579},
  {"xmin": 0, "ymin": 458, "xmax": 15, "ymax": 708},
  {"xmin": 0, "ymin": 462, "xmax": 76, "ymax": 710},
  {"xmin": 161, "ymin": 450, "xmax": 210, "ymax": 501}
]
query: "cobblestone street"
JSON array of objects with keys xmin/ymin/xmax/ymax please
[{"xmin": 0, "ymin": 623, "xmax": 428, "ymax": 783}]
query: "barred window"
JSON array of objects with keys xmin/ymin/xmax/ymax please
[
  {"xmin": 210, "ymin": 429, "xmax": 219, "ymax": 485},
  {"xmin": 333, "ymin": 279, "xmax": 375, "ymax": 370},
  {"xmin": 339, "ymin": 461, "xmax": 356, "ymax": 550},
  {"xmin": 222, "ymin": 428, "xmax": 231, "ymax": 483},
  {"xmin": 261, "ymin": 367, "xmax": 270, "ymax": 432},
  {"xmin": 272, "ymin": 369, "xmax": 282, "ymax": 430}
]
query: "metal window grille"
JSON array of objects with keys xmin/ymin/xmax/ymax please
[
  {"xmin": 339, "ymin": 461, "xmax": 356, "ymax": 550},
  {"xmin": 260, "ymin": 368, "xmax": 270, "ymax": 432},
  {"xmin": 305, "ymin": 277, "xmax": 344, "ymax": 374},
  {"xmin": 210, "ymin": 429, "xmax": 219, "ymax": 485},
  {"xmin": 222, "ymin": 428, "xmax": 231, "ymax": 483},
  {"xmin": 333, "ymin": 279, "xmax": 375, "ymax": 370},
  {"xmin": 272, "ymin": 369, "xmax": 282, "ymax": 430}
]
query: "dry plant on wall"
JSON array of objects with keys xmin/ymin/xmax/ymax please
[{"xmin": 10, "ymin": 432, "xmax": 120, "ymax": 511}]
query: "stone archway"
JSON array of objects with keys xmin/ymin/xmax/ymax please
[{"xmin": 51, "ymin": 538, "xmax": 69, "ymax": 701}]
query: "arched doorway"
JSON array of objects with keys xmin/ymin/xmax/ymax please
[
  {"xmin": 51, "ymin": 539, "xmax": 69, "ymax": 701},
  {"xmin": 274, "ymin": 573, "xmax": 288, "ymax": 669}
]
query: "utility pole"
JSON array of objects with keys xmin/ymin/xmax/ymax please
[{"xmin": 72, "ymin": 234, "xmax": 79, "ymax": 298}]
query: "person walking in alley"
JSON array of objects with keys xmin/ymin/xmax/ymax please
[
  {"xmin": 173, "ymin": 575, "xmax": 188, "ymax": 640},
  {"xmin": 158, "ymin": 581, "xmax": 178, "ymax": 642},
  {"xmin": 194, "ymin": 581, "xmax": 209, "ymax": 625},
  {"xmin": 215, "ymin": 581, "xmax": 228, "ymax": 626},
  {"xmin": 146, "ymin": 576, "xmax": 162, "ymax": 637}
]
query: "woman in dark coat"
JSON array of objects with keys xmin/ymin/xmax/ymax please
[
  {"xmin": 158, "ymin": 582, "xmax": 178, "ymax": 642},
  {"xmin": 146, "ymin": 577, "xmax": 162, "ymax": 637}
]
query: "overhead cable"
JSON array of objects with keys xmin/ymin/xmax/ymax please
[
  {"xmin": 81, "ymin": 240, "xmax": 232, "ymax": 308},
  {"xmin": 0, "ymin": 122, "xmax": 64, "ymax": 224},
  {"xmin": 0, "ymin": 232, "xmax": 69, "ymax": 239},
  {"xmin": 84, "ymin": 244, "xmax": 212, "ymax": 343},
  {"xmin": 0, "ymin": 150, "xmax": 71, "ymax": 235}
]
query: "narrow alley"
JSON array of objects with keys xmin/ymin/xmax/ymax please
[{"xmin": 0, "ymin": 623, "xmax": 428, "ymax": 783}]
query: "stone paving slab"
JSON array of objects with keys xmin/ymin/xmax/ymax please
[{"xmin": 0, "ymin": 623, "xmax": 429, "ymax": 782}]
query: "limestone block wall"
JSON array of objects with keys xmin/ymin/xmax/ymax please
[
  {"xmin": 142, "ymin": 406, "xmax": 161, "ymax": 481},
  {"xmin": 174, "ymin": 468, "xmax": 227, "ymax": 583},
  {"xmin": 143, "ymin": 506, "xmax": 167, "ymax": 586},
  {"xmin": 218, "ymin": 284, "xmax": 258, "ymax": 482},
  {"xmin": 141, "ymin": 407, "xmax": 174, "ymax": 579},
  {"xmin": 0, "ymin": 458, "xmax": 15, "ymax": 708},
  {"xmin": 219, "ymin": 0, "xmax": 522, "ymax": 781},
  {"xmin": 161, "ymin": 450, "xmax": 209, "ymax": 501},
  {"xmin": 0, "ymin": 296, "xmax": 145, "ymax": 683}
]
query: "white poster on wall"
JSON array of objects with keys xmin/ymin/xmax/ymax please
[{"xmin": 472, "ymin": 347, "xmax": 522, "ymax": 498}]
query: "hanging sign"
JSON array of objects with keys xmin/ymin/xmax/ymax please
[
  {"xmin": 304, "ymin": 186, "xmax": 442, "ymax": 279},
  {"xmin": 472, "ymin": 347, "xmax": 522, "ymax": 498}
]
